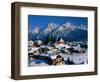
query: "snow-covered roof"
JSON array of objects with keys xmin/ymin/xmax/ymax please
[
  {"xmin": 39, "ymin": 53, "xmax": 58, "ymax": 59},
  {"xmin": 28, "ymin": 50, "xmax": 33, "ymax": 53},
  {"xmin": 50, "ymin": 55, "xmax": 57, "ymax": 59},
  {"xmin": 55, "ymin": 44, "xmax": 70, "ymax": 49},
  {"xmin": 46, "ymin": 46, "xmax": 53, "ymax": 50},
  {"xmin": 73, "ymin": 45, "xmax": 80, "ymax": 50},
  {"xmin": 65, "ymin": 44, "xmax": 70, "ymax": 48},
  {"xmin": 40, "ymin": 53, "xmax": 50, "ymax": 57},
  {"xmin": 32, "ymin": 47, "xmax": 39, "ymax": 51},
  {"xmin": 47, "ymin": 51, "xmax": 53, "ymax": 54},
  {"xmin": 72, "ymin": 55, "xmax": 86, "ymax": 64},
  {"xmin": 40, "ymin": 45, "xmax": 47, "ymax": 48}
]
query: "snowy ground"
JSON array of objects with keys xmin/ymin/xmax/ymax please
[
  {"xmin": 28, "ymin": 41, "xmax": 88, "ymax": 67},
  {"xmin": 28, "ymin": 52, "xmax": 88, "ymax": 67}
]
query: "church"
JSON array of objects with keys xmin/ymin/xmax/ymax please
[{"xmin": 55, "ymin": 38, "xmax": 70, "ymax": 50}]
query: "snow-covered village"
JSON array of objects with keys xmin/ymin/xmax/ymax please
[{"xmin": 28, "ymin": 15, "xmax": 88, "ymax": 66}]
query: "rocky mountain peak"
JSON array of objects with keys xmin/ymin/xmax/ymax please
[{"xmin": 32, "ymin": 26, "xmax": 40, "ymax": 34}]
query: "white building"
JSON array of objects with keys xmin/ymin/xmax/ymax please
[{"xmin": 55, "ymin": 38, "xmax": 70, "ymax": 49}]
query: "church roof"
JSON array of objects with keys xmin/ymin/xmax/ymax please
[{"xmin": 59, "ymin": 38, "xmax": 64, "ymax": 43}]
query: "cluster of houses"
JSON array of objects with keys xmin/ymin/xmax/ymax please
[{"xmin": 28, "ymin": 38, "xmax": 88, "ymax": 66}]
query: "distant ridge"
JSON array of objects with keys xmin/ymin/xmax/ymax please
[{"xmin": 28, "ymin": 22, "xmax": 87, "ymax": 42}]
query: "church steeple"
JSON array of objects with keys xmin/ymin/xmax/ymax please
[{"xmin": 59, "ymin": 38, "xmax": 65, "ymax": 44}]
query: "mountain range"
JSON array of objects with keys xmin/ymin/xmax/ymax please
[{"xmin": 28, "ymin": 22, "xmax": 87, "ymax": 43}]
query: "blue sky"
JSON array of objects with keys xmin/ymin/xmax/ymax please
[{"xmin": 28, "ymin": 15, "xmax": 88, "ymax": 31}]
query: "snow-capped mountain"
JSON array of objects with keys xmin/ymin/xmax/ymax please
[
  {"xmin": 28, "ymin": 26, "xmax": 40, "ymax": 40},
  {"xmin": 35, "ymin": 23, "xmax": 59, "ymax": 41},
  {"xmin": 28, "ymin": 22, "xmax": 87, "ymax": 42},
  {"xmin": 44, "ymin": 23, "xmax": 58, "ymax": 34},
  {"xmin": 32, "ymin": 26, "xmax": 40, "ymax": 35}
]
